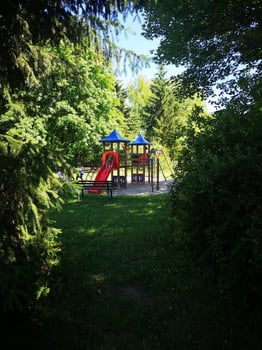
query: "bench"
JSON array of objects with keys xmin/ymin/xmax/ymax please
[{"xmin": 77, "ymin": 180, "xmax": 117, "ymax": 199}]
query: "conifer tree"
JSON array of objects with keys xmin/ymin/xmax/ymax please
[{"xmin": 143, "ymin": 66, "xmax": 202, "ymax": 159}]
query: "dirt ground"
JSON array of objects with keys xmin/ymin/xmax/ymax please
[{"xmin": 114, "ymin": 178, "xmax": 173, "ymax": 196}]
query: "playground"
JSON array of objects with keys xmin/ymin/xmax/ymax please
[{"xmin": 76, "ymin": 129, "xmax": 173, "ymax": 196}]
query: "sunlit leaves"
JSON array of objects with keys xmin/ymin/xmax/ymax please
[
  {"xmin": 19, "ymin": 42, "xmax": 125, "ymax": 165},
  {"xmin": 125, "ymin": 75, "xmax": 152, "ymax": 138}
]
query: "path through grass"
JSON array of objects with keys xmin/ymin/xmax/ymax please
[{"xmin": 40, "ymin": 193, "xmax": 186, "ymax": 349}]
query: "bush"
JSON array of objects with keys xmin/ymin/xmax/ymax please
[
  {"xmin": 0, "ymin": 124, "xmax": 62, "ymax": 313},
  {"xmin": 169, "ymin": 104, "xmax": 262, "ymax": 348}
]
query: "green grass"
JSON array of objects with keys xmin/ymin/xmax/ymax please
[
  {"xmin": 37, "ymin": 193, "xmax": 185, "ymax": 350},
  {"xmin": 3, "ymin": 191, "xmax": 260, "ymax": 349},
  {"xmin": 32, "ymin": 193, "xmax": 238, "ymax": 350}
]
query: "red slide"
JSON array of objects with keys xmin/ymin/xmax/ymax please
[
  {"xmin": 88, "ymin": 151, "xmax": 119, "ymax": 194},
  {"xmin": 95, "ymin": 162, "xmax": 114, "ymax": 181}
]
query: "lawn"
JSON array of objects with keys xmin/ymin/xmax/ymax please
[
  {"xmin": 3, "ymin": 191, "xmax": 259, "ymax": 350},
  {"xmin": 36, "ymin": 193, "xmax": 187, "ymax": 350}
]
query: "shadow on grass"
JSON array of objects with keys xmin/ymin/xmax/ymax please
[
  {"xmin": 2, "ymin": 193, "xmax": 260, "ymax": 350},
  {"xmin": 39, "ymin": 194, "xmax": 183, "ymax": 350}
]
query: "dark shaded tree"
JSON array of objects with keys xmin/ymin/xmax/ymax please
[
  {"xmin": 169, "ymin": 102, "xmax": 262, "ymax": 349},
  {"xmin": 141, "ymin": 2, "xmax": 262, "ymax": 348},
  {"xmin": 0, "ymin": 0, "xmax": 146, "ymax": 99},
  {"xmin": 142, "ymin": 0, "xmax": 262, "ymax": 105}
]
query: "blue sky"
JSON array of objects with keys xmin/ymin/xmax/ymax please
[
  {"xmin": 114, "ymin": 14, "xmax": 183, "ymax": 84},
  {"xmin": 114, "ymin": 14, "xmax": 215, "ymax": 112}
]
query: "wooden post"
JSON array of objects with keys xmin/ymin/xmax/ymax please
[
  {"xmin": 151, "ymin": 158, "xmax": 154, "ymax": 192},
  {"xmin": 148, "ymin": 144, "xmax": 151, "ymax": 183},
  {"xmin": 117, "ymin": 142, "xmax": 120, "ymax": 189},
  {"xmin": 124, "ymin": 142, "xmax": 127, "ymax": 188},
  {"xmin": 156, "ymin": 158, "xmax": 160, "ymax": 190}
]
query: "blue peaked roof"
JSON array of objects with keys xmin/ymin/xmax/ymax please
[
  {"xmin": 99, "ymin": 129, "xmax": 130, "ymax": 143},
  {"xmin": 129, "ymin": 133, "xmax": 151, "ymax": 145}
]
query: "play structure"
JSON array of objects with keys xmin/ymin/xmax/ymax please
[
  {"xmin": 99, "ymin": 129, "xmax": 130, "ymax": 188},
  {"xmin": 84, "ymin": 129, "xmax": 172, "ymax": 193},
  {"xmin": 129, "ymin": 133, "xmax": 152, "ymax": 184}
]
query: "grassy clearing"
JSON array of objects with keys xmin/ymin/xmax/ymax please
[
  {"xmin": 37, "ymin": 193, "xmax": 186, "ymax": 350},
  {"xmin": 4, "ymin": 191, "xmax": 258, "ymax": 350}
]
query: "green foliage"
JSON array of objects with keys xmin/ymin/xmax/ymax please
[
  {"xmin": 143, "ymin": 66, "xmax": 171, "ymax": 140},
  {"xmin": 169, "ymin": 103, "xmax": 262, "ymax": 346},
  {"xmin": 0, "ymin": 40, "xmax": 128, "ymax": 312},
  {"xmin": 142, "ymin": 0, "xmax": 262, "ymax": 104},
  {"xmin": 140, "ymin": 3, "xmax": 262, "ymax": 346},
  {"xmin": 15, "ymin": 42, "xmax": 126, "ymax": 166},
  {"xmin": 0, "ymin": 104, "xmax": 62, "ymax": 312},
  {"xmin": 0, "ymin": 0, "xmax": 149, "ymax": 325},
  {"xmin": 114, "ymin": 80, "xmax": 132, "ymax": 136},
  {"xmin": 143, "ymin": 66, "xmax": 204, "ymax": 161},
  {"xmin": 0, "ymin": 15, "xmax": 129, "ymax": 316},
  {"xmin": 125, "ymin": 75, "xmax": 152, "ymax": 138},
  {"xmin": 0, "ymin": 0, "xmax": 148, "ymax": 98}
]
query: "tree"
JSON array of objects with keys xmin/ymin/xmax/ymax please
[
  {"xmin": 142, "ymin": 0, "xmax": 262, "ymax": 105},
  {"xmin": 0, "ymin": 100, "xmax": 62, "ymax": 312},
  {"xmin": 143, "ymin": 65, "xmax": 204, "ymax": 160},
  {"xmin": 0, "ymin": 0, "xmax": 145, "ymax": 100},
  {"xmin": 125, "ymin": 75, "xmax": 152, "ymax": 138},
  {"xmin": 0, "ymin": 41, "xmax": 127, "ymax": 313},
  {"xmin": 114, "ymin": 80, "xmax": 131, "ymax": 136},
  {"xmin": 141, "ymin": 2, "xmax": 262, "ymax": 347},
  {"xmin": 143, "ymin": 66, "xmax": 168, "ymax": 140},
  {"xmin": 18, "ymin": 42, "xmax": 125, "ymax": 166},
  {"xmin": 169, "ymin": 103, "xmax": 262, "ymax": 348}
]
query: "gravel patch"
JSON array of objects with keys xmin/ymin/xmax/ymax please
[{"xmin": 115, "ymin": 179, "xmax": 173, "ymax": 196}]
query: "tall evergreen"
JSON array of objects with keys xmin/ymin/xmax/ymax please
[
  {"xmin": 114, "ymin": 81, "xmax": 131, "ymax": 136},
  {"xmin": 143, "ymin": 66, "xmax": 202, "ymax": 159},
  {"xmin": 143, "ymin": 65, "xmax": 168, "ymax": 140}
]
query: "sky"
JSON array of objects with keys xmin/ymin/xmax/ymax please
[
  {"xmin": 114, "ymin": 14, "xmax": 184, "ymax": 84},
  {"xmin": 113, "ymin": 14, "xmax": 215, "ymax": 113}
]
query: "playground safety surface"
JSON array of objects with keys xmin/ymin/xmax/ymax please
[{"xmin": 114, "ymin": 178, "xmax": 173, "ymax": 196}]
